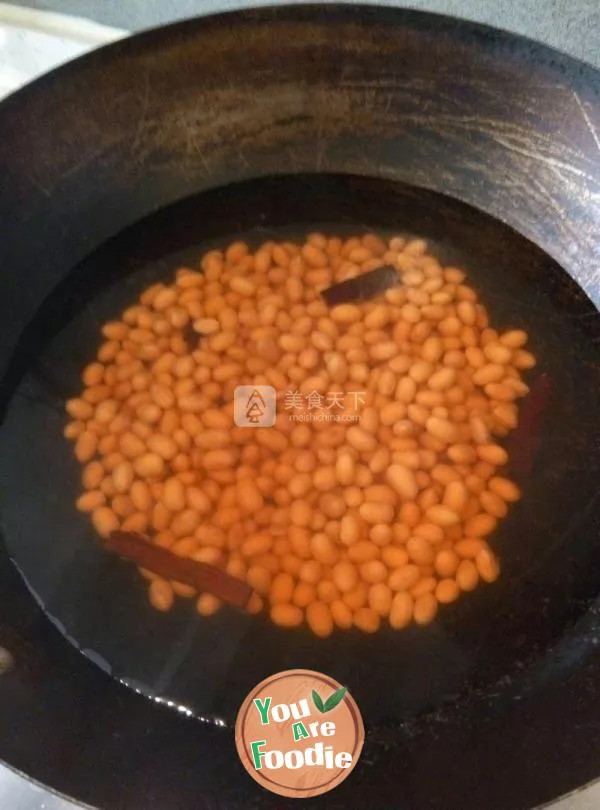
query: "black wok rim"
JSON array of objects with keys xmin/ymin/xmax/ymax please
[{"xmin": 0, "ymin": 5, "xmax": 599, "ymax": 810}]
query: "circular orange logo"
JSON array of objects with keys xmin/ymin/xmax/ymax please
[{"xmin": 235, "ymin": 669, "xmax": 364, "ymax": 798}]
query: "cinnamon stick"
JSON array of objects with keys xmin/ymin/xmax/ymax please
[
  {"xmin": 105, "ymin": 531, "xmax": 253, "ymax": 610},
  {"xmin": 507, "ymin": 372, "xmax": 552, "ymax": 476},
  {"xmin": 321, "ymin": 265, "xmax": 400, "ymax": 306}
]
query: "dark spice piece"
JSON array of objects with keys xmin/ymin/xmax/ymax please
[
  {"xmin": 508, "ymin": 373, "xmax": 551, "ymax": 476},
  {"xmin": 105, "ymin": 531, "xmax": 253, "ymax": 609},
  {"xmin": 321, "ymin": 265, "xmax": 400, "ymax": 306}
]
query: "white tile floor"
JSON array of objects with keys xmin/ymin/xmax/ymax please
[
  {"xmin": 0, "ymin": 765, "xmax": 87, "ymax": 809},
  {"xmin": 0, "ymin": 2, "xmax": 124, "ymax": 99}
]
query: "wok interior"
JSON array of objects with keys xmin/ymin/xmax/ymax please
[{"xmin": 1, "ymin": 173, "xmax": 599, "ymax": 727}]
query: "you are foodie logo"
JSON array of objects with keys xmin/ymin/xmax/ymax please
[{"xmin": 235, "ymin": 669, "xmax": 364, "ymax": 798}]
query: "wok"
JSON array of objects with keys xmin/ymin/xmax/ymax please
[{"xmin": 0, "ymin": 5, "xmax": 599, "ymax": 809}]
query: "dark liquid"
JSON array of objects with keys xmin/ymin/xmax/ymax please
[{"xmin": 1, "ymin": 174, "xmax": 599, "ymax": 729}]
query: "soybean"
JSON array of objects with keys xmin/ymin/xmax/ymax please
[{"xmin": 66, "ymin": 231, "xmax": 534, "ymax": 635}]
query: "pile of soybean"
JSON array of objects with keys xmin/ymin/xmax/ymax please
[{"xmin": 64, "ymin": 232, "xmax": 534, "ymax": 637}]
